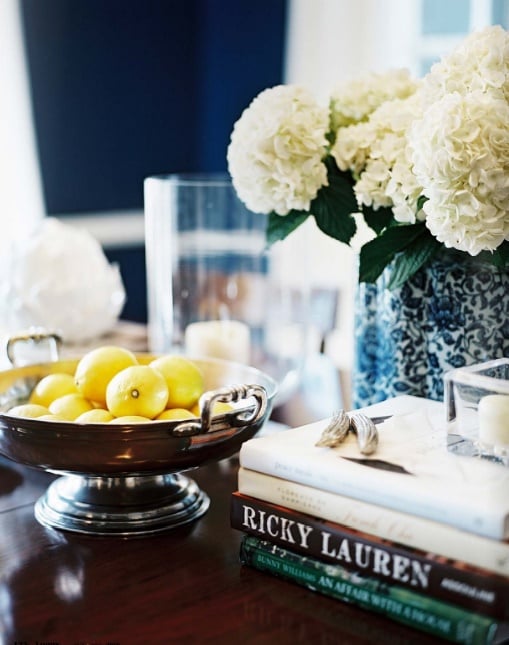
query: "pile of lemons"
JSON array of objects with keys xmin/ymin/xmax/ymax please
[{"xmin": 6, "ymin": 346, "xmax": 230, "ymax": 424}]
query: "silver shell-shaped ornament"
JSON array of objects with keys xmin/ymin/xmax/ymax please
[
  {"xmin": 315, "ymin": 409, "xmax": 351, "ymax": 448},
  {"xmin": 349, "ymin": 413, "xmax": 379, "ymax": 455}
]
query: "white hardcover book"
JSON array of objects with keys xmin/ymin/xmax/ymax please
[
  {"xmin": 239, "ymin": 398, "xmax": 509, "ymax": 540},
  {"xmin": 237, "ymin": 467, "xmax": 509, "ymax": 576}
]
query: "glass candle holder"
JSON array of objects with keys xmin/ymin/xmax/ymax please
[
  {"xmin": 144, "ymin": 173, "xmax": 310, "ymax": 405},
  {"xmin": 445, "ymin": 358, "xmax": 509, "ymax": 465}
]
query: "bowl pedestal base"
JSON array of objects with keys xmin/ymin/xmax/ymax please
[{"xmin": 34, "ymin": 472, "xmax": 210, "ymax": 536}]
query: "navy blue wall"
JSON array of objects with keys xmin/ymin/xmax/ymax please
[{"xmin": 20, "ymin": 0, "xmax": 288, "ymax": 321}]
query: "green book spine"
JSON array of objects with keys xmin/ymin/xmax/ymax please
[{"xmin": 240, "ymin": 535, "xmax": 502, "ymax": 645}]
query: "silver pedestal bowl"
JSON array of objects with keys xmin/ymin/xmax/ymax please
[{"xmin": 0, "ymin": 350, "xmax": 277, "ymax": 537}]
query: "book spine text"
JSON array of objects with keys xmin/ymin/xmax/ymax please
[
  {"xmin": 237, "ymin": 467, "xmax": 509, "ymax": 576},
  {"xmin": 231, "ymin": 492, "xmax": 509, "ymax": 619}
]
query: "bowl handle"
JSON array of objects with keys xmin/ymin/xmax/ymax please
[
  {"xmin": 171, "ymin": 383, "xmax": 268, "ymax": 437},
  {"xmin": 5, "ymin": 328, "xmax": 62, "ymax": 367}
]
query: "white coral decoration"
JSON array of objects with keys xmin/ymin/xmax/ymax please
[
  {"xmin": 330, "ymin": 69, "xmax": 419, "ymax": 130},
  {"xmin": 0, "ymin": 218, "xmax": 126, "ymax": 342},
  {"xmin": 333, "ymin": 92, "xmax": 424, "ymax": 222},
  {"xmin": 227, "ymin": 85, "xmax": 329, "ymax": 215},
  {"xmin": 422, "ymin": 25, "xmax": 509, "ymax": 107},
  {"xmin": 409, "ymin": 91, "xmax": 509, "ymax": 255}
]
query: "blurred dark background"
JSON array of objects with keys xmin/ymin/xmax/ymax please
[{"xmin": 20, "ymin": 0, "xmax": 288, "ymax": 322}]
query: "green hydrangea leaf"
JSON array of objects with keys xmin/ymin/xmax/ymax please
[
  {"xmin": 417, "ymin": 194, "xmax": 428, "ymax": 210},
  {"xmin": 310, "ymin": 157, "xmax": 357, "ymax": 244},
  {"xmin": 386, "ymin": 234, "xmax": 442, "ymax": 289},
  {"xmin": 362, "ymin": 204, "xmax": 394, "ymax": 235},
  {"xmin": 479, "ymin": 241, "xmax": 509, "ymax": 268},
  {"xmin": 358, "ymin": 223, "xmax": 429, "ymax": 284},
  {"xmin": 266, "ymin": 210, "xmax": 309, "ymax": 246}
]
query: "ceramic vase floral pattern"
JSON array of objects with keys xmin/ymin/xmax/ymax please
[{"xmin": 352, "ymin": 252, "xmax": 509, "ymax": 409}]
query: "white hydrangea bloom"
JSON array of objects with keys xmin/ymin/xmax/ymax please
[
  {"xmin": 330, "ymin": 69, "xmax": 419, "ymax": 130},
  {"xmin": 422, "ymin": 25, "xmax": 509, "ymax": 106},
  {"xmin": 332, "ymin": 120, "xmax": 375, "ymax": 176},
  {"xmin": 227, "ymin": 85, "xmax": 329, "ymax": 216},
  {"xmin": 333, "ymin": 93, "xmax": 424, "ymax": 221},
  {"xmin": 388, "ymin": 155, "xmax": 425, "ymax": 224},
  {"xmin": 409, "ymin": 90, "xmax": 509, "ymax": 255}
]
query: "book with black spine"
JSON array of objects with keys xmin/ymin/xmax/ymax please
[
  {"xmin": 231, "ymin": 491, "xmax": 509, "ymax": 620},
  {"xmin": 237, "ymin": 466, "xmax": 509, "ymax": 576}
]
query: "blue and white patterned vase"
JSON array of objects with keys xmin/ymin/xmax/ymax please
[{"xmin": 352, "ymin": 251, "xmax": 509, "ymax": 409}]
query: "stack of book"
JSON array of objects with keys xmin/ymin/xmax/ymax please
[{"xmin": 230, "ymin": 398, "xmax": 509, "ymax": 644}]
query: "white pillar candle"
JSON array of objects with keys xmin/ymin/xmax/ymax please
[
  {"xmin": 478, "ymin": 394, "xmax": 509, "ymax": 446},
  {"xmin": 184, "ymin": 320, "xmax": 251, "ymax": 365}
]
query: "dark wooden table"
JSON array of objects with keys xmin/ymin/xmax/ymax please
[
  {"xmin": 0, "ymin": 456, "xmax": 443, "ymax": 645},
  {"xmin": 0, "ymin": 354, "xmax": 442, "ymax": 645}
]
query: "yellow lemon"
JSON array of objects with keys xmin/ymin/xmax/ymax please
[
  {"xmin": 106, "ymin": 365, "xmax": 169, "ymax": 419},
  {"xmin": 49, "ymin": 393, "xmax": 95, "ymax": 421},
  {"xmin": 7, "ymin": 403, "xmax": 49, "ymax": 418},
  {"xmin": 38, "ymin": 413, "xmax": 68, "ymax": 422},
  {"xmin": 109, "ymin": 415, "xmax": 152, "ymax": 424},
  {"xmin": 75, "ymin": 408, "xmax": 115, "ymax": 423},
  {"xmin": 74, "ymin": 345, "xmax": 138, "ymax": 406},
  {"xmin": 150, "ymin": 355, "xmax": 204, "ymax": 409},
  {"xmin": 155, "ymin": 408, "xmax": 196, "ymax": 421},
  {"xmin": 211, "ymin": 401, "xmax": 234, "ymax": 415},
  {"xmin": 29, "ymin": 373, "xmax": 78, "ymax": 407},
  {"xmin": 190, "ymin": 401, "xmax": 233, "ymax": 417}
]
